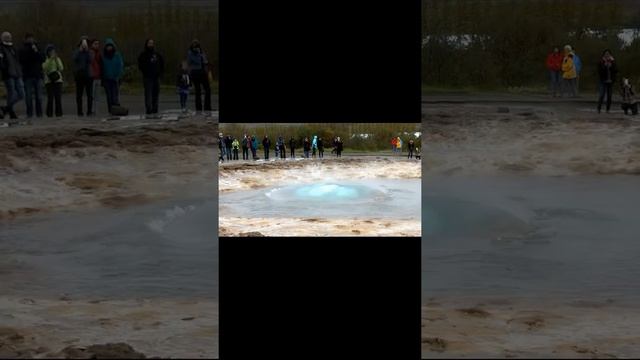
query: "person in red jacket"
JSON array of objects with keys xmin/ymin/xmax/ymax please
[
  {"xmin": 88, "ymin": 38, "xmax": 102, "ymax": 116},
  {"xmin": 391, "ymin": 136, "xmax": 398, "ymax": 153},
  {"xmin": 545, "ymin": 46, "xmax": 563, "ymax": 97}
]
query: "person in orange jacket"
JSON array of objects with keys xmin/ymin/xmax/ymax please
[{"xmin": 545, "ymin": 46, "xmax": 563, "ymax": 97}]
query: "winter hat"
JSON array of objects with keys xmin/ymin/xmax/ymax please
[{"xmin": 45, "ymin": 44, "xmax": 56, "ymax": 56}]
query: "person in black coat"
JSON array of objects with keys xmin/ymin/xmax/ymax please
[
  {"xmin": 138, "ymin": 38, "xmax": 165, "ymax": 115},
  {"xmin": 407, "ymin": 139, "xmax": 416, "ymax": 159},
  {"xmin": 0, "ymin": 31, "xmax": 24, "ymax": 119},
  {"xmin": 597, "ymin": 49, "xmax": 618, "ymax": 114},
  {"xmin": 218, "ymin": 133, "xmax": 225, "ymax": 163},
  {"xmin": 262, "ymin": 135, "xmax": 271, "ymax": 160},
  {"xmin": 225, "ymin": 135, "xmax": 233, "ymax": 161},
  {"xmin": 335, "ymin": 137, "xmax": 343, "ymax": 157},
  {"xmin": 19, "ymin": 33, "xmax": 45, "ymax": 118},
  {"xmin": 318, "ymin": 137, "xmax": 324, "ymax": 158},
  {"xmin": 241, "ymin": 134, "xmax": 249, "ymax": 160},
  {"xmin": 289, "ymin": 137, "xmax": 296, "ymax": 158},
  {"xmin": 303, "ymin": 137, "xmax": 311, "ymax": 158},
  {"xmin": 73, "ymin": 36, "xmax": 93, "ymax": 116}
]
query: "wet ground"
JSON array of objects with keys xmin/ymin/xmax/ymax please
[
  {"xmin": 422, "ymin": 98, "xmax": 640, "ymax": 357},
  {"xmin": 0, "ymin": 113, "xmax": 218, "ymax": 358}
]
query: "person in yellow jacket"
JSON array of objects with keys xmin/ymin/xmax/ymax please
[
  {"xmin": 42, "ymin": 44, "xmax": 64, "ymax": 117},
  {"xmin": 395, "ymin": 136, "xmax": 402, "ymax": 153},
  {"xmin": 231, "ymin": 137, "xmax": 240, "ymax": 160},
  {"xmin": 561, "ymin": 45, "xmax": 577, "ymax": 98}
]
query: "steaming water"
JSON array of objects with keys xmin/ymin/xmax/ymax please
[
  {"xmin": 220, "ymin": 179, "xmax": 420, "ymax": 219},
  {"xmin": 423, "ymin": 175, "xmax": 640, "ymax": 304},
  {"xmin": 0, "ymin": 198, "xmax": 218, "ymax": 299}
]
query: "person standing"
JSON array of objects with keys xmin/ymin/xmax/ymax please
[
  {"xmin": 561, "ymin": 45, "xmax": 577, "ymax": 98},
  {"xmin": 407, "ymin": 139, "xmax": 415, "ymax": 159},
  {"xmin": 187, "ymin": 39, "xmax": 212, "ymax": 114},
  {"xmin": 289, "ymin": 136, "xmax": 296, "ymax": 158},
  {"xmin": 138, "ymin": 38, "xmax": 164, "ymax": 116},
  {"xmin": 232, "ymin": 137, "xmax": 240, "ymax": 160},
  {"xmin": 620, "ymin": 78, "xmax": 638, "ymax": 115},
  {"xmin": 262, "ymin": 135, "xmax": 271, "ymax": 160},
  {"xmin": 279, "ymin": 136, "xmax": 286, "ymax": 159},
  {"xmin": 42, "ymin": 44, "xmax": 63, "ymax": 117},
  {"xmin": 218, "ymin": 133, "xmax": 224, "ymax": 163},
  {"xmin": 545, "ymin": 46, "xmax": 563, "ymax": 97},
  {"xmin": 573, "ymin": 48, "xmax": 582, "ymax": 95},
  {"xmin": 335, "ymin": 136, "xmax": 343, "ymax": 157},
  {"xmin": 88, "ymin": 39, "xmax": 102, "ymax": 116},
  {"xmin": 72, "ymin": 36, "xmax": 93, "ymax": 117},
  {"xmin": 303, "ymin": 137, "xmax": 311, "ymax": 158},
  {"xmin": 391, "ymin": 136, "xmax": 397, "ymax": 153},
  {"xmin": 0, "ymin": 31, "xmax": 25, "ymax": 119},
  {"xmin": 101, "ymin": 38, "xmax": 124, "ymax": 115},
  {"xmin": 395, "ymin": 136, "xmax": 402, "ymax": 153},
  {"xmin": 241, "ymin": 134, "xmax": 249, "ymax": 160},
  {"xmin": 177, "ymin": 60, "xmax": 191, "ymax": 113},
  {"xmin": 597, "ymin": 49, "xmax": 618, "ymax": 114},
  {"xmin": 311, "ymin": 135, "xmax": 318, "ymax": 158},
  {"xmin": 19, "ymin": 33, "xmax": 45, "ymax": 119},
  {"xmin": 225, "ymin": 135, "xmax": 233, "ymax": 161},
  {"xmin": 251, "ymin": 135, "xmax": 258, "ymax": 160},
  {"xmin": 318, "ymin": 137, "xmax": 324, "ymax": 158}
]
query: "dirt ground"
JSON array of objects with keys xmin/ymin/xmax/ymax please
[{"xmin": 1, "ymin": 115, "xmax": 218, "ymax": 358}]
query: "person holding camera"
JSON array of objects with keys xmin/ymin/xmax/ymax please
[
  {"xmin": 0, "ymin": 31, "xmax": 25, "ymax": 119},
  {"xmin": 187, "ymin": 39, "xmax": 212, "ymax": 115},
  {"xmin": 73, "ymin": 36, "xmax": 93, "ymax": 117},
  {"xmin": 19, "ymin": 33, "xmax": 45, "ymax": 119}
]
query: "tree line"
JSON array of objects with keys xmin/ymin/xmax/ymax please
[{"xmin": 423, "ymin": 0, "xmax": 640, "ymax": 91}]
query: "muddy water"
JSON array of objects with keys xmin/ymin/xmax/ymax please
[
  {"xmin": 422, "ymin": 175, "xmax": 640, "ymax": 304},
  {"xmin": 0, "ymin": 197, "xmax": 218, "ymax": 299}
]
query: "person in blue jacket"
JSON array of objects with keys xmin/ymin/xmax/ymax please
[
  {"xmin": 251, "ymin": 135, "xmax": 259, "ymax": 160},
  {"xmin": 572, "ymin": 48, "xmax": 582, "ymax": 95},
  {"xmin": 311, "ymin": 135, "xmax": 318, "ymax": 158},
  {"xmin": 101, "ymin": 38, "xmax": 124, "ymax": 115}
]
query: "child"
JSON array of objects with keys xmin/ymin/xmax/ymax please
[
  {"xmin": 177, "ymin": 60, "xmax": 191, "ymax": 113},
  {"xmin": 621, "ymin": 78, "xmax": 638, "ymax": 115}
]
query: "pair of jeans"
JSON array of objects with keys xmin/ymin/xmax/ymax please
[
  {"xmin": 304, "ymin": 150, "xmax": 309, "ymax": 158},
  {"xmin": 23, "ymin": 77, "xmax": 43, "ymax": 117},
  {"xmin": 264, "ymin": 148, "xmax": 269, "ymax": 160},
  {"xmin": 191, "ymin": 70, "xmax": 211, "ymax": 111},
  {"xmin": 548, "ymin": 70, "xmax": 561, "ymax": 95},
  {"xmin": 251, "ymin": 148, "xmax": 257, "ymax": 159},
  {"xmin": 91, "ymin": 79, "xmax": 101, "ymax": 113},
  {"xmin": 598, "ymin": 82, "xmax": 613, "ymax": 112},
  {"xmin": 103, "ymin": 79, "xmax": 120, "ymax": 114},
  {"xmin": 290, "ymin": 148, "xmax": 295, "ymax": 158},
  {"xmin": 180, "ymin": 93, "xmax": 188, "ymax": 109},
  {"xmin": 562, "ymin": 78, "xmax": 576, "ymax": 97},
  {"xmin": 318, "ymin": 149, "xmax": 323, "ymax": 158},
  {"xmin": 408, "ymin": 149, "xmax": 414, "ymax": 159},
  {"xmin": 4, "ymin": 77, "xmax": 25, "ymax": 113},
  {"xmin": 226, "ymin": 146, "xmax": 232, "ymax": 161},
  {"xmin": 143, "ymin": 77, "xmax": 160, "ymax": 114},
  {"xmin": 45, "ymin": 82, "xmax": 63, "ymax": 117},
  {"xmin": 75, "ymin": 75, "xmax": 94, "ymax": 115},
  {"xmin": 233, "ymin": 149, "xmax": 239, "ymax": 160},
  {"xmin": 242, "ymin": 147, "xmax": 249, "ymax": 160}
]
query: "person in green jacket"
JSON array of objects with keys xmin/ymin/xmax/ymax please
[
  {"xmin": 42, "ymin": 44, "xmax": 63, "ymax": 117},
  {"xmin": 101, "ymin": 38, "xmax": 124, "ymax": 114},
  {"xmin": 231, "ymin": 137, "xmax": 240, "ymax": 160}
]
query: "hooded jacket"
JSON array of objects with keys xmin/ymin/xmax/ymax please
[
  {"xmin": 188, "ymin": 46, "xmax": 208, "ymax": 74},
  {"xmin": 138, "ymin": 41, "xmax": 164, "ymax": 79},
  {"xmin": 42, "ymin": 53, "xmax": 64, "ymax": 84},
  {"xmin": 232, "ymin": 139, "xmax": 240, "ymax": 150},
  {"xmin": 19, "ymin": 42, "xmax": 45, "ymax": 79},
  {"xmin": 101, "ymin": 38, "xmax": 124, "ymax": 81},
  {"xmin": 312, "ymin": 136, "xmax": 318, "ymax": 149}
]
